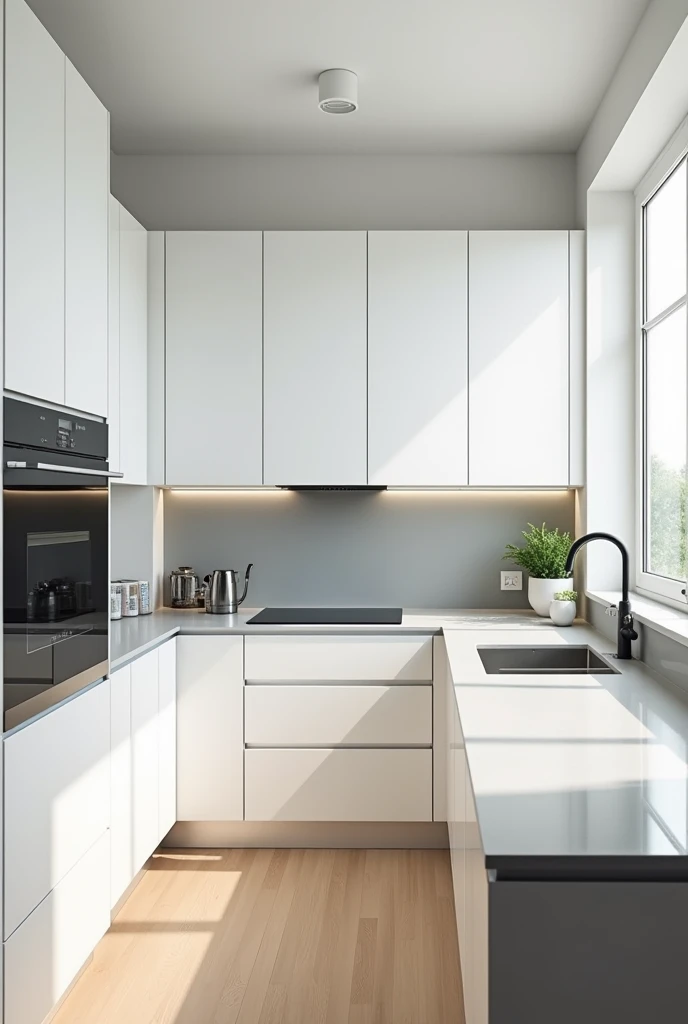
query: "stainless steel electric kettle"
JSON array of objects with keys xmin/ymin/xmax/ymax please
[{"xmin": 204, "ymin": 564, "xmax": 253, "ymax": 614}]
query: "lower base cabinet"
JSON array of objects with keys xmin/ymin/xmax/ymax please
[
  {"xmin": 245, "ymin": 748, "xmax": 432, "ymax": 821},
  {"xmin": 4, "ymin": 831, "xmax": 110, "ymax": 1024}
]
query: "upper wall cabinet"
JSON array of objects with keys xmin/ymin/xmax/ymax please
[
  {"xmin": 263, "ymin": 231, "xmax": 367, "ymax": 485},
  {"xmin": 112, "ymin": 202, "xmax": 148, "ymax": 484},
  {"xmin": 468, "ymin": 231, "xmax": 571, "ymax": 487},
  {"xmin": 65, "ymin": 61, "xmax": 109, "ymax": 417},
  {"xmin": 165, "ymin": 232, "xmax": 263, "ymax": 485},
  {"xmin": 5, "ymin": 0, "xmax": 109, "ymax": 416},
  {"xmin": 368, "ymin": 231, "xmax": 468, "ymax": 486},
  {"xmin": 5, "ymin": 0, "xmax": 65, "ymax": 406}
]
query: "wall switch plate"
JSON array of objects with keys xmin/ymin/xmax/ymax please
[{"xmin": 501, "ymin": 570, "xmax": 523, "ymax": 591}]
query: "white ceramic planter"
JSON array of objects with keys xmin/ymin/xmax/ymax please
[
  {"xmin": 549, "ymin": 599, "xmax": 576, "ymax": 626},
  {"xmin": 527, "ymin": 577, "xmax": 570, "ymax": 617}
]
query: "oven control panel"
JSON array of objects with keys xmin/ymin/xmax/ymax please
[{"xmin": 3, "ymin": 397, "xmax": 108, "ymax": 459}]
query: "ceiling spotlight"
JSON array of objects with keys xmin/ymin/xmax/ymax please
[{"xmin": 318, "ymin": 69, "xmax": 358, "ymax": 114}]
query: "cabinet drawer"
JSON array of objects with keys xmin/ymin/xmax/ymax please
[
  {"xmin": 244, "ymin": 635, "xmax": 433, "ymax": 682},
  {"xmin": 4, "ymin": 679, "xmax": 110, "ymax": 939},
  {"xmin": 245, "ymin": 684, "xmax": 431, "ymax": 746},
  {"xmin": 245, "ymin": 748, "xmax": 432, "ymax": 822},
  {"xmin": 4, "ymin": 831, "xmax": 110, "ymax": 1024}
]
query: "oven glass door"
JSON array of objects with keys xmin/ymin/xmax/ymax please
[{"xmin": 3, "ymin": 451, "xmax": 109, "ymax": 729}]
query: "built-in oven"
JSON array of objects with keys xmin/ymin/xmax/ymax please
[{"xmin": 3, "ymin": 398, "xmax": 121, "ymax": 730}]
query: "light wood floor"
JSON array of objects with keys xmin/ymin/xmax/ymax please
[{"xmin": 52, "ymin": 848, "xmax": 464, "ymax": 1024}]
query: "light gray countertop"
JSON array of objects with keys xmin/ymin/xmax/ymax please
[
  {"xmin": 109, "ymin": 606, "xmax": 555, "ymax": 670},
  {"xmin": 444, "ymin": 624, "xmax": 688, "ymax": 871}
]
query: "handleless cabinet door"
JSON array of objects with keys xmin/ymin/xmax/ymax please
[
  {"xmin": 108, "ymin": 197, "xmax": 121, "ymax": 472},
  {"xmin": 65, "ymin": 60, "xmax": 109, "ymax": 416},
  {"xmin": 176, "ymin": 636, "xmax": 244, "ymax": 821},
  {"xmin": 118, "ymin": 206, "xmax": 148, "ymax": 485},
  {"xmin": 110, "ymin": 663, "xmax": 133, "ymax": 908},
  {"xmin": 5, "ymin": 0, "xmax": 65, "ymax": 405},
  {"xmin": 468, "ymin": 231, "xmax": 569, "ymax": 486},
  {"xmin": 158, "ymin": 638, "xmax": 177, "ymax": 841},
  {"xmin": 263, "ymin": 231, "xmax": 367, "ymax": 485},
  {"xmin": 166, "ymin": 232, "xmax": 263, "ymax": 485},
  {"xmin": 368, "ymin": 231, "xmax": 468, "ymax": 485},
  {"xmin": 131, "ymin": 649, "xmax": 159, "ymax": 872}
]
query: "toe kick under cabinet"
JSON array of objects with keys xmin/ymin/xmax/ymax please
[{"xmin": 243, "ymin": 635, "xmax": 435, "ymax": 822}]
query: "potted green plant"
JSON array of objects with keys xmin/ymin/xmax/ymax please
[
  {"xmin": 503, "ymin": 523, "xmax": 572, "ymax": 616},
  {"xmin": 550, "ymin": 589, "xmax": 578, "ymax": 626}
]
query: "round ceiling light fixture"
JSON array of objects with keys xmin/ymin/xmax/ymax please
[{"xmin": 318, "ymin": 69, "xmax": 358, "ymax": 114}]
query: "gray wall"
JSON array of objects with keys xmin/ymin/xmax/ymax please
[
  {"xmin": 110, "ymin": 153, "xmax": 577, "ymax": 230},
  {"xmin": 163, "ymin": 489, "xmax": 575, "ymax": 608}
]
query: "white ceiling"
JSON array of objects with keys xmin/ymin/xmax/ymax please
[{"xmin": 27, "ymin": 0, "xmax": 650, "ymax": 156}]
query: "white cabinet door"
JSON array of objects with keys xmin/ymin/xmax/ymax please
[
  {"xmin": 5, "ymin": 0, "xmax": 65, "ymax": 405},
  {"xmin": 244, "ymin": 634, "xmax": 433, "ymax": 682},
  {"xmin": 166, "ymin": 232, "xmax": 263, "ymax": 485},
  {"xmin": 4, "ymin": 680, "xmax": 110, "ymax": 940},
  {"xmin": 569, "ymin": 230, "xmax": 585, "ymax": 487},
  {"xmin": 4, "ymin": 831, "xmax": 110, "ymax": 1024},
  {"xmin": 468, "ymin": 231, "xmax": 569, "ymax": 486},
  {"xmin": 131, "ymin": 649, "xmax": 159, "ymax": 871},
  {"xmin": 118, "ymin": 206, "xmax": 148, "ymax": 485},
  {"xmin": 245, "ymin": 748, "xmax": 432, "ymax": 822},
  {"xmin": 176, "ymin": 636, "xmax": 244, "ymax": 821},
  {"xmin": 108, "ymin": 197, "xmax": 121, "ymax": 472},
  {"xmin": 158, "ymin": 638, "xmax": 177, "ymax": 841},
  {"xmin": 368, "ymin": 231, "xmax": 468, "ymax": 485},
  {"xmin": 245, "ymin": 684, "xmax": 432, "ymax": 746},
  {"xmin": 110, "ymin": 663, "xmax": 132, "ymax": 909},
  {"xmin": 65, "ymin": 60, "xmax": 109, "ymax": 416},
  {"xmin": 263, "ymin": 231, "xmax": 367, "ymax": 485}
]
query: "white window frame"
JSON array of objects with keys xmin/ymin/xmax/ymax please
[{"xmin": 635, "ymin": 118, "xmax": 688, "ymax": 607}]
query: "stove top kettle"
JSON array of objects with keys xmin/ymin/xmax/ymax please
[{"xmin": 204, "ymin": 564, "xmax": 253, "ymax": 614}]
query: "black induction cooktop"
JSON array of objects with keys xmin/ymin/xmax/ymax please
[{"xmin": 246, "ymin": 607, "xmax": 403, "ymax": 625}]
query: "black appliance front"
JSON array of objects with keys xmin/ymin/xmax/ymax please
[
  {"xmin": 3, "ymin": 398, "xmax": 111, "ymax": 730},
  {"xmin": 247, "ymin": 608, "xmax": 404, "ymax": 625}
]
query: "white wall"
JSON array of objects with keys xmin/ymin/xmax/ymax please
[
  {"xmin": 577, "ymin": 0, "xmax": 688, "ymax": 218},
  {"xmin": 111, "ymin": 153, "xmax": 577, "ymax": 230}
]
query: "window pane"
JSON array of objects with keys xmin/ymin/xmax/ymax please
[
  {"xmin": 646, "ymin": 304, "xmax": 687, "ymax": 581},
  {"xmin": 646, "ymin": 159, "xmax": 687, "ymax": 322}
]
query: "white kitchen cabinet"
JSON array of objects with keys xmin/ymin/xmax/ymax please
[
  {"xmin": 569, "ymin": 230, "xmax": 586, "ymax": 487},
  {"xmin": 468, "ymin": 231, "xmax": 570, "ymax": 486},
  {"xmin": 65, "ymin": 60, "xmax": 109, "ymax": 417},
  {"xmin": 263, "ymin": 231, "xmax": 367, "ymax": 485},
  {"xmin": 131, "ymin": 649, "xmax": 159, "ymax": 872},
  {"xmin": 158, "ymin": 638, "xmax": 177, "ymax": 841},
  {"xmin": 245, "ymin": 684, "xmax": 431, "ymax": 747},
  {"xmin": 108, "ymin": 197, "xmax": 121, "ymax": 472},
  {"xmin": 5, "ymin": 0, "xmax": 65, "ymax": 406},
  {"xmin": 4, "ymin": 679, "xmax": 110, "ymax": 940},
  {"xmin": 176, "ymin": 636, "xmax": 244, "ymax": 821},
  {"xmin": 245, "ymin": 748, "xmax": 432, "ymax": 822},
  {"xmin": 4, "ymin": 831, "xmax": 110, "ymax": 1024},
  {"xmin": 110, "ymin": 663, "xmax": 132, "ymax": 908},
  {"xmin": 165, "ymin": 232, "xmax": 263, "ymax": 485},
  {"xmin": 117, "ymin": 204, "xmax": 148, "ymax": 484},
  {"xmin": 368, "ymin": 231, "xmax": 468, "ymax": 485},
  {"xmin": 244, "ymin": 634, "xmax": 433, "ymax": 682}
]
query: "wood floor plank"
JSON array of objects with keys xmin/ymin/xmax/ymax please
[{"xmin": 51, "ymin": 848, "xmax": 462, "ymax": 1024}]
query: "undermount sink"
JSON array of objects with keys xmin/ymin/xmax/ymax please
[{"xmin": 477, "ymin": 645, "xmax": 619, "ymax": 675}]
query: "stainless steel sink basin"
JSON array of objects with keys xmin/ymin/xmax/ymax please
[{"xmin": 477, "ymin": 645, "xmax": 618, "ymax": 675}]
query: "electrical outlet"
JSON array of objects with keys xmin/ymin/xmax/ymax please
[{"xmin": 501, "ymin": 570, "xmax": 523, "ymax": 591}]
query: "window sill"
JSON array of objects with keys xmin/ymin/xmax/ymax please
[{"xmin": 586, "ymin": 588, "xmax": 688, "ymax": 650}]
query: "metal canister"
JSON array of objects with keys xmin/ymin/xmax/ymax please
[
  {"xmin": 120, "ymin": 580, "xmax": 139, "ymax": 617},
  {"xmin": 137, "ymin": 580, "xmax": 151, "ymax": 615},
  {"xmin": 110, "ymin": 582, "xmax": 123, "ymax": 620}
]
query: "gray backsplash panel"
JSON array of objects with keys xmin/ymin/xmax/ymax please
[{"xmin": 163, "ymin": 489, "xmax": 575, "ymax": 608}]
